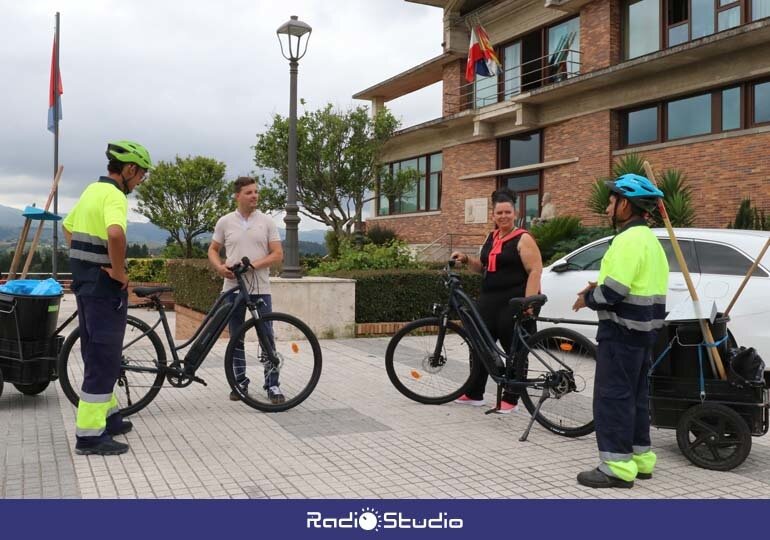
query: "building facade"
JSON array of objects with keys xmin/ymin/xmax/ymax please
[{"xmin": 354, "ymin": 0, "xmax": 770, "ymax": 256}]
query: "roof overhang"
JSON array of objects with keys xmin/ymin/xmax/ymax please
[
  {"xmin": 353, "ymin": 51, "xmax": 465, "ymax": 102},
  {"xmin": 405, "ymin": 0, "xmax": 451, "ymax": 6}
]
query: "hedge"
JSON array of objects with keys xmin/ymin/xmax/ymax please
[
  {"xmin": 326, "ymin": 268, "xmax": 482, "ymax": 323},
  {"xmin": 166, "ymin": 261, "xmax": 483, "ymax": 323},
  {"xmin": 127, "ymin": 258, "xmax": 168, "ymax": 282},
  {"xmin": 166, "ymin": 259, "xmax": 223, "ymax": 313}
]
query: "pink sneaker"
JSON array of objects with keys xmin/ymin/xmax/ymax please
[
  {"xmin": 494, "ymin": 401, "xmax": 519, "ymax": 414},
  {"xmin": 454, "ymin": 395, "xmax": 486, "ymax": 406}
]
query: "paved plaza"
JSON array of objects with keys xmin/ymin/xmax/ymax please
[{"xmin": 1, "ymin": 294, "xmax": 769, "ymax": 499}]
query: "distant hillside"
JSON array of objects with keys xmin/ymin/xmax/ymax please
[{"xmin": 0, "ymin": 204, "xmax": 328, "ymax": 252}]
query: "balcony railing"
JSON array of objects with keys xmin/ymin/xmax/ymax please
[{"xmin": 444, "ymin": 49, "xmax": 582, "ymax": 112}]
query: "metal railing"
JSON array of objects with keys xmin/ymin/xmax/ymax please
[
  {"xmin": 416, "ymin": 232, "xmax": 487, "ymax": 262},
  {"xmin": 444, "ymin": 48, "xmax": 582, "ymax": 112}
]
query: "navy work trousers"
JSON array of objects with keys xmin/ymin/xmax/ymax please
[
  {"xmin": 75, "ymin": 292, "xmax": 128, "ymax": 440},
  {"xmin": 594, "ymin": 340, "xmax": 652, "ymax": 455}
]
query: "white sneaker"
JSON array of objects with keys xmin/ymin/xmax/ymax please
[
  {"xmin": 454, "ymin": 395, "xmax": 486, "ymax": 406},
  {"xmin": 267, "ymin": 386, "xmax": 285, "ymax": 404}
]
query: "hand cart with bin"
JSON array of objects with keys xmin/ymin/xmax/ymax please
[
  {"xmin": 649, "ymin": 312, "xmax": 769, "ymax": 471},
  {"xmin": 0, "ymin": 286, "xmax": 64, "ymax": 399}
]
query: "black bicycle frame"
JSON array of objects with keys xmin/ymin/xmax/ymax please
[{"xmin": 438, "ymin": 270, "xmax": 563, "ymax": 394}]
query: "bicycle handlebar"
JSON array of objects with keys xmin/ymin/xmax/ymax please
[{"xmin": 228, "ymin": 256, "xmax": 254, "ymax": 277}]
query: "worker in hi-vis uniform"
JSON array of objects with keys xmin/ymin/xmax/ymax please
[
  {"xmin": 572, "ymin": 174, "xmax": 668, "ymax": 488},
  {"xmin": 62, "ymin": 140, "xmax": 152, "ymax": 456}
]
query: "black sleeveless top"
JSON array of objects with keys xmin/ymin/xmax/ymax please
[{"xmin": 479, "ymin": 231, "xmax": 529, "ymax": 296}]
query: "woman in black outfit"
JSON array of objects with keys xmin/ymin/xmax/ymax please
[{"xmin": 450, "ymin": 188, "xmax": 543, "ymax": 413}]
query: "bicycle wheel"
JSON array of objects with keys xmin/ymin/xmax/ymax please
[
  {"xmin": 224, "ymin": 312, "xmax": 322, "ymax": 412},
  {"xmin": 58, "ymin": 314, "xmax": 167, "ymax": 416},
  {"xmin": 518, "ymin": 327, "xmax": 596, "ymax": 437},
  {"xmin": 385, "ymin": 318, "xmax": 474, "ymax": 405}
]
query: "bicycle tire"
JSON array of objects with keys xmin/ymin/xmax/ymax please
[
  {"xmin": 385, "ymin": 318, "xmax": 475, "ymax": 405},
  {"xmin": 517, "ymin": 326, "xmax": 596, "ymax": 437},
  {"xmin": 58, "ymin": 314, "xmax": 167, "ymax": 416},
  {"xmin": 224, "ymin": 312, "xmax": 322, "ymax": 412}
]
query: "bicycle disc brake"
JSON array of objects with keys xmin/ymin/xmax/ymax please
[
  {"xmin": 422, "ymin": 353, "xmax": 446, "ymax": 374},
  {"xmin": 549, "ymin": 370, "xmax": 577, "ymax": 398}
]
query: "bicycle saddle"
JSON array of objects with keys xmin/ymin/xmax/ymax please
[
  {"xmin": 509, "ymin": 294, "xmax": 548, "ymax": 313},
  {"xmin": 133, "ymin": 286, "xmax": 174, "ymax": 297}
]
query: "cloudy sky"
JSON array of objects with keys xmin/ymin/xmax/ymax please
[{"xmin": 0, "ymin": 0, "xmax": 444, "ymax": 229}]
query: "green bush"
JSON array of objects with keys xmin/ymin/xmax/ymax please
[
  {"xmin": 530, "ymin": 216, "xmax": 582, "ymax": 263},
  {"xmin": 365, "ymin": 224, "xmax": 399, "ymax": 245},
  {"xmin": 127, "ymin": 258, "xmax": 168, "ymax": 282},
  {"xmin": 728, "ymin": 198, "xmax": 770, "ymax": 230},
  {"xmin": 327, "ymin": 268, "xmax": 482, "ymax": 323},
  {"xmin": 309, "ymin": 239, "xmax": 421, "ymax": 274},
  {"xmin": 166, "ymin": 259, "xmax": 222, "ymax": 313},
  {"xmin": 325, "ymin": 230, "xmax": 342, "ymax": 259}
]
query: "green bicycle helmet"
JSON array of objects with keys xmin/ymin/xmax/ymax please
[{"xmin": 105, "ymin": 140, "xmax": 153, "ymax": 170}]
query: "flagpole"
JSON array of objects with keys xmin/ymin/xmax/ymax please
[{"xmin": 52, "ymin": 11, "xmax": 60, "ymax": 278}]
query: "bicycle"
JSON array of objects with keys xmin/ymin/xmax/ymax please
[
  {"xmin": 57, "ymin": 256, "xmax": 322, "ymax": 415},
  {"xmin": 384, "ymin": 260, "xmax": 596, "ymax": 441}
]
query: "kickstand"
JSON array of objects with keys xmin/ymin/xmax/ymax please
[
  {"xmin": 485, "ymin": 385, "xmax": 504, "ymax": 415},
  {"xmin": 519, "ymin": 391, "xmax": 549, "ymax": 442}
]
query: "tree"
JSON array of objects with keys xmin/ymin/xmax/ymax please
[
  {"xmin": 135, "ymin": 156, "xmax": 231, "ymax": 258},
  {"xmin": 253, "ymin": 103, "xmax": 413, "ymax": 240}
]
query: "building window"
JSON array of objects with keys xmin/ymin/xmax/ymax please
[
  {"xmin": 718, "ymin": 1, "xmax": 742, "ymax": 30},
  {"xmin": 625, "ymin": 0, "xmax": 661, "ymax": 59},
  {"xmin": 377, "ymin": 152, "xmax": 442, "ymax": 216},
  {"xmin": 474, "ymin": 72, "xmax": 498, "ymax": 109},
  {"xmin": 667, "ymin": 93, "xmax": 712, "ymax": 139},
  {"xmin": 625, "ymin": 0, "xmax": 751, "ymax": 59},
  {"xmin": 620, "ymin": 79, "xmax": 770, "ymax": 147},
  {"xmin": 502, "ymin": 41, "xmax": 522, "ymax": 99},
  {"xmin": 498, "ymin": 131, "xmax": 542, "ymax": 228},
  {"xmin": 754, "ymin": 0, "xmax": 770, "ymax": 20},
  {"xmin": 626, "ymin": 106, "xmax": 659, "ymax": 145},
  {"xmin": 470, "ymin": 17, "xmax": 580, "ymax": 108},
  {"xmin": 547, "ymin": 17, "xmax": 581, "ymax": 82},
  {"xmin": 721, "ymin": 86, "xmax": 742, "ymax": 130},
  {"xmin": 754, "ymin": 81, "xmax": 770, "ymax": 124}
]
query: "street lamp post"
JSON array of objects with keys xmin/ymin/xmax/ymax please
[{"xmin": 276, "ymin": 15, "xmax": 312, "ymax": 279}]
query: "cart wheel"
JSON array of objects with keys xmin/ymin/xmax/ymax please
[
  {"xmin": 676, "ymin": 402, "xmax": 752, "ymax": 471},
  {"xmin": 13, "ymin": 381, "xmax": 50, "ymax": 396}
]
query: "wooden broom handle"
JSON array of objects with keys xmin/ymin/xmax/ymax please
[{"xmin": 643, "ymin": 161, "xmax": 727, "ymax": 380}]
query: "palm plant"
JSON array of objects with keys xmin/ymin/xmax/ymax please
[{"xmin": 589, "ymin": 153, "xmax": 696, "ymax": 227}]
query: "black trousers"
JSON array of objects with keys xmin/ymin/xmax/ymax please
[
  {"xmin": 465, "ymin": 291, "xmax": 535, "ymax": 403},
  {"xmin": 594, "ymin": 340, "xmax": 652, "ymax": 455}
]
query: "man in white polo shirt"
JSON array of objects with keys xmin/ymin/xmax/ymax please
[{"xmin": 208, "ymin": 176, "xmax": 284, "ymax": 402}]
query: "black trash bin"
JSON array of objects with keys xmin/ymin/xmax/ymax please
[
  {"xmin": 0, "ymin": 292, "xmax": 63, "ymax": 341},
  {"xmin": 656, "ymin": 314, "xmax": 730, "ymax": 380}
]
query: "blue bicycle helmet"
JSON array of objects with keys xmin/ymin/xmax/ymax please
[{"xmin": 605, "ymin": 173, "xmax": 664, "ymax": 213}]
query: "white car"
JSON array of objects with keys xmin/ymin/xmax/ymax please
[{"xmin": 539, "ymin": 228, "xmax": 770, "ymax": 361}]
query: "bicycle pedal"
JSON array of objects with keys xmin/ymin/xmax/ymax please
[
  {"xmin": 192, "ymin": 376, "xmax": 207, "ymax": 386},
  {"xmin": 484, "ymin": 407, "xmax": 498, "ymax": 415}
]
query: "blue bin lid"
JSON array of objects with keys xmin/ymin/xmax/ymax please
[{"xmin": 22, "ymin": 206, "xmax": 62, "ymax": 221}]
